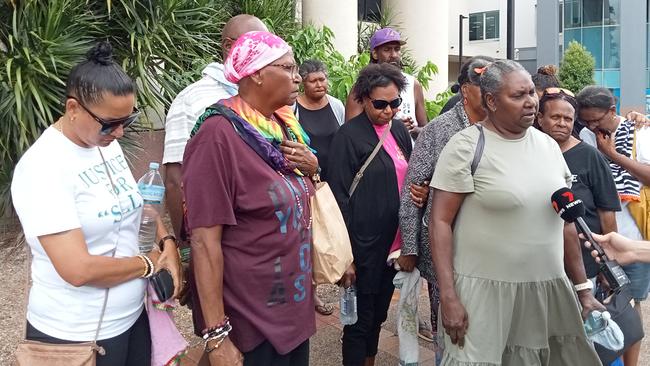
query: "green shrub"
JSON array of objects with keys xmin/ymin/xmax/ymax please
[{"xmin": 559, "ymin": 40, "xmax": 596, "ymax": 94}]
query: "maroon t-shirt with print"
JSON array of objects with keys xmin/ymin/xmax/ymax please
[{"xmin": 182, "ymin": 115, "xmax": 315, "ymax": 354}]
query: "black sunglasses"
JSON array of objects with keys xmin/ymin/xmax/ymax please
[
  {"xmin": 371, "ymin": 97, "xmax": 402, "ymax": 110},
  {"xmin": 67, "ymin": 95, "xmax": 141, "ymax": 136}
]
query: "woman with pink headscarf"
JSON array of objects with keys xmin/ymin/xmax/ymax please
[{"xmin": 182, "ymin": 31, "xmax": 319, "ymax": 366}]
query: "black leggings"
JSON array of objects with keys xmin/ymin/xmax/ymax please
[
  {"xmin": 26, "ymin": 310, "xmax": 151, "ymax": 366},
  {"xmin": 243, "ymin": 339, "xmax": 309, "ymax": 366},
  {"xmin": 342, "ymin": 266, "xmax": 396, "ymax": 366}
]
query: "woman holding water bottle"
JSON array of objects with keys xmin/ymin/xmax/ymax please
[{"xmin": 11, "ymin": 42, "xmax": 181, "ymax": 366}]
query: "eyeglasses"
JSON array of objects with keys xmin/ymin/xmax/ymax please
[
  {"xmin": 371, "ymin": 97, "xmax": 402, "ymax": 110},
  {"xmin": 67, "ymin": 95, "xmax": 140, "ymax": 135},
  {"xmin": 543, "ymin": 87, "xmax": 575, "ymax": 97},
  {"xmin": 268, "ymin": 63, "xmax": 299, "ymax": 76},
  {"xmin": 580, "ymin": 110, "xmax": 612, "ymax": 127}
]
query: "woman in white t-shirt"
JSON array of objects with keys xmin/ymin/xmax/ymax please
[{"xmin": 11, "ymin": 42, "xmax": 182, "ymax": 366}]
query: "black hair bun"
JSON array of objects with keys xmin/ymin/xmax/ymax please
[
  {"xmin": 86, "ymin": 41, "xmax": 114, "ymax": 66},
  {"xmin": 451, "ymin": 84, "xmax": 460, "ymax": 93}
]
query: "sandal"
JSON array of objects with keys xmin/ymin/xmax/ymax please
[{"xmin": 315, "ymin": 303, "xmax": 334, "ymax": 316}]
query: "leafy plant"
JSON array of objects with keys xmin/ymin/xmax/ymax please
[
  {"xmin": 425, "ymin": 89, "xmax": 455, "ymax": 120},
  {"xmin": 559, "ymin": 40, "xmax": 596, "ymax": 93},
  {"xmin": 232, "ymin": 0, "xmax": 298, "ymax": 40},
  {"xmin": 0, "ymin": 0, "xmax": 229, "ymax": 214}
]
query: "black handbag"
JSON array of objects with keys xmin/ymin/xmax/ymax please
[{"xmin": 594, "ymin": 286, "xmax": 644, "ymax": 364}]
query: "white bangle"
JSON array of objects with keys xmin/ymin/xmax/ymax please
[{"xmin": 574, "ymin": 280, "xmax": 594, "ymax": 292}]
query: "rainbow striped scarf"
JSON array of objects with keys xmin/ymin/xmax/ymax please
[
  {"xmin": 191, "ymin": 96, "xmax": 312, "ymax": 175},
  {"xmin": 221, "ymin": 95, "xmax": 311, "ymax": 147}
]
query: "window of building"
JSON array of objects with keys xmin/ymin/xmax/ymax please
[
  {"xmin": 358, "ymin": 0, "xmax": 382, "ymax": 22},
  {"xmin": 469, "ymin": 11, "xmax": 500, "ymax": 41},
  {"xmin": 560, "ymin": 0, "xmax": 621, "ymax": 89}
]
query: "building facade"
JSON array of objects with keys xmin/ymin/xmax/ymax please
[
  {"xmin": 538, "ymin": 0, "xmax": 647, "ymax": 114},
  {"xmin": 301, "ymin": 0, "xmax": 648, "ymax": 113}
]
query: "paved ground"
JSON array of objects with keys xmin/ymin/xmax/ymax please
[{"xmin": 1, "ymin": 228, "xmax": 650, "ymax": 365}]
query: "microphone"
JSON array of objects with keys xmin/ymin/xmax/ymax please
[{"xmin": 551, "ymin": 187, "xmax": 630, "ymax": 292}]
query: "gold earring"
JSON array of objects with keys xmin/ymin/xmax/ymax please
[{"xmin": 257, "ymin": 81, "xmax": 262, "ymax": 86}]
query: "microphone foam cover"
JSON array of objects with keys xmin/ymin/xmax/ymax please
[{"xmin": 550, "ymin": 187, "xmax": 585, "ymax": 223}]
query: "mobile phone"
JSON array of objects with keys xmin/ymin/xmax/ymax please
[{"xmin": 150, "ymin": 269, "xmax": 174, "ymax": 302}]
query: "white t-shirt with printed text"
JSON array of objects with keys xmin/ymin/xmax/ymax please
[{"xmin": 11, "ymin": 127, "xmax": 145, "ymax": 341}]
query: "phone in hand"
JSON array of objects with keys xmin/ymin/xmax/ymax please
[{"xmin": 150, "ymin": 268, "xmax": 174, "ymax": 302}]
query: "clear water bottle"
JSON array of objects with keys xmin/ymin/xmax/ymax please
[
  {"xmin": 584, "ymin": 310, "xmax": 610, "ymax": 337},
  {"xmin": 137, "ymin": 162, "xmax": 165, "ymax": 253},
  {"xmin": 340, "ymin": 285, "xmax": 358, "ymax": 325}
]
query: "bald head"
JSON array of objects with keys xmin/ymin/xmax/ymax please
[{"xmin": 221, "ymin": 14, "xmax": 268, "ymax": 58}]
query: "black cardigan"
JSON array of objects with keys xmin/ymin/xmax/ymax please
[{"xmin": 327, "ymin": 112, "xmax": 412, "ymax": 294}]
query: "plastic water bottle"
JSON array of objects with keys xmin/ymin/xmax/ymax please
[
  {"xmin": 584, "ymin": 310, "xmax": 610, "ymax": 337},
  {"xmin": 340, "ymin": 286, "xmax": 358, "ymax": 325},
  {"xmin": 137, "ymin": 162, "xmax": 165, "ymax": 253}
]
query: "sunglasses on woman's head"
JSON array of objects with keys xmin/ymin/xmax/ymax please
[
  {"xmin": 371, "ymin": 97, "xmax": 402, "ymax": 110},
  {"xmin": 543, "ymin": 87, "xmax": 575, "ymax": 97},
  {"xmin": 67, "ymin": 96, "xmax": 141, "ymax": 136}
]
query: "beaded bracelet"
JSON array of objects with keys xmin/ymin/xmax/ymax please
[
  {"xmin": 139, "ymin": 254, "xmax": 155, "ymax": 278},
  {"xmin": 158, "ymin": 234, "xmax": 177, "ymax": 251},
  {"xmin": 135, "ymin": 255, "xmax": 149, "ymax": 278},
  {"xmin": 204, "ymin": 335, "xmax": 228, "ymax": 353},
  {"xmin": 201, "ymin": 316, "xmax": 230, "ymax": 337}
]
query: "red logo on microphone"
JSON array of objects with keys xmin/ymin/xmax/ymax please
[{"xmin": 562, "ymin": 191, "xmax": 574, "ymax": 202}]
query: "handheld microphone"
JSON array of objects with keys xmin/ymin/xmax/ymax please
[{"xmin": 551, "ymin": 187, "xmax": 630, "ymax": 292}]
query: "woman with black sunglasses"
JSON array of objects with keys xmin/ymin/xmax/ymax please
[
  {"xmin": 11, "ymin": 42, "xmax": 182, "ymax": 366},
  {"xmin": 328, "ymin": 63, "xmax": 412, "ymax": 366}
]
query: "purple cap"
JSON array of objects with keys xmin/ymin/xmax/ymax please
[{"xmin": 369, "ymin": 28, "xmax": 406, "ymax": 51}]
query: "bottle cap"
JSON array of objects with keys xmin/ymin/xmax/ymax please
[{"xmin": 149, "ymin": 162, "xmax": 160, "ymax": 170}]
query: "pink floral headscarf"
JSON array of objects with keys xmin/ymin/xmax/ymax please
[{"xmin": 224, "ymin": 31, "xmax": 292, "ymax": 84}]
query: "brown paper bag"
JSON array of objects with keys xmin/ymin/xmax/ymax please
[{"xmin": 310, "ymin": 181, "xmax": 354, "ymax": 285}]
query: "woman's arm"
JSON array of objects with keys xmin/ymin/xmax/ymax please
[
  {"xmin": 192, "ymin": 224, "xmax": 243, "ymax": 364},
  {"xmin": 38, "ymin": 229, "xmax": 158, "ymax": 288},
  {"xmin": 429, "ymin": 189, "xmax": 468, "ymax": 347},
  {"xmin": 597, "ymin": 209, "xmax": 618, "ymax": 234},
  {"xmin": 596, "ymin": 132, "xmax": 650, "ymax": 186},
  {"xmin": 563, "ymin": 223, "xmax": 606, "ymax": 318},
  {"xmin": 192, "ymin": 225, "xmax": 226, "ymax": 331},
  {"xmin": 155, "ymin": 216, "xmax": 183, "ymax": 299}
]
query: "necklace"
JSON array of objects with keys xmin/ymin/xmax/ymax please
[
  {"xmin": 277, "ymin": 172, "xmax": 312, "ymax": 230},
  {"xmin": 54, "ymin": 118, "xmax": 64, "ymax": 134}
]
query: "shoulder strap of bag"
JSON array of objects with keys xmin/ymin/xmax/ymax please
[
  {"xmin": 95, "ymin": 147, "xmax": 122, "ymax": 343},
  {"xmin": 471, "ymin": 123, "xmax": 485, "ymax": 175},
  {"xmin": 348, "ymin": 120, "xmax": 393, "ymax": 197}
]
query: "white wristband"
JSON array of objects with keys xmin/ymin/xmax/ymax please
[{"xmin": 574, "ymin": 281, "xmax": 594, "ymax": 292}]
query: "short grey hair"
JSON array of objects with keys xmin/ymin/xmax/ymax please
[
  {"xmin": 479, "ymin": 59, "xmax": 527, "ymax": 109},
  {"xmin": 299, "ymin": 59, "xmax": 328, "ymax": 80}
]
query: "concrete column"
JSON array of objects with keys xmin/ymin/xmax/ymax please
[
  {"xmin": 619, "ymin": 0, "xmax": 646, "ymax": 114},
  {"xmin": 302, "ymin": 0, "xmax": 358, "ymax": 59},
  {"xmin": 383, "ymin": 0, "xmax": 449, "ymax": 97},
  {"xmin": 536, "ymin": 0, "xmax": 560, "ymax": 69}
]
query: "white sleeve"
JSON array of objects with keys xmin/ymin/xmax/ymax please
[
  {"xmin": 635, "ymin": 127, "xmax": 650, "ymax": 164},
  {"xmin": 11, "ymin": 157, "xmax": 80, "ymax": 238},
  {"xmin": 162, "ymin": 93, "xmax": 192, "ymax": 164}
]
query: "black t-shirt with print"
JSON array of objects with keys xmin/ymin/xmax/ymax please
[{"xmin": 563, "ymin": 142, "xmax": 621, "ymax": 277}]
